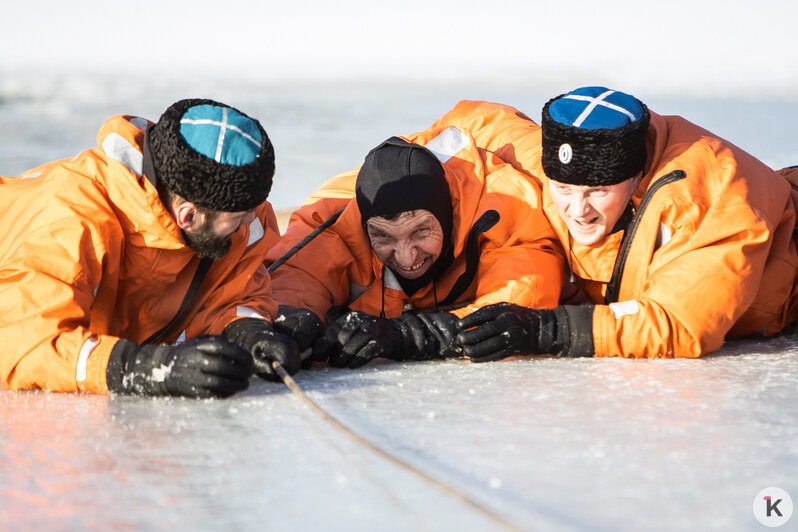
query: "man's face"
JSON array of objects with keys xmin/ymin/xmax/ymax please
[
  {"xmin": 183, "ymin": 209, "xmax": 256, "ymax": 260},
  {"xmin": 549, "ymin": 174, "xmax": 640, "ymax": 246},
  {"xmin": 366, "ymin": 209, "xmax": 444, "ymax": 279}
]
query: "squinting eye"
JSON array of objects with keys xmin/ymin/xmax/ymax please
[{"xmin": 370, "ymin": 234, "xmax": 393, "ymax": 244}]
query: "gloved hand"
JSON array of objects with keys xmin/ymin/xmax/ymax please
[
  {"xmin": 223, "ymin": 318, "xmax": 302, "ymax": 382},
  {"xmin": 456, "ymin": 303, "xmax": 595, "ymax": 361},
  {"xmin": 326, "ymin": 311, "xmax": 400, "ymax": 368},
  {"xmin": 456, "ymin": 303, "xmax": 559, "ymax": 362},
  {"xmin": 327, "ymin": 310, "xmax": 460, "ymax": 369},
  {"xmin": 106, "ymin": 335, "xmax": 253, "ymax": 398},
  {"xmin": 273, "ymin": 305, "xmax": 329, "ymax": 368}
]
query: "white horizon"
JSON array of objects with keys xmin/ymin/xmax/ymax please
[{"xmin": 3, "ymin": 0, "xmax": 797, "ymax": 98}]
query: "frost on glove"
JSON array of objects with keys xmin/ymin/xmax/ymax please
[{"xmin": 106, "ymin": 335, "xmax": 253, "ymax": 398}]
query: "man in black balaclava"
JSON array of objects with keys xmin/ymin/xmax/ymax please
[
  {"xmin": 323, "ymin": 138, "xmax": 463, "ymax": 367},
  {"xmin": 268, "ymin": 125, "xmax": 564, "ymax": 369},
  {"xmin": 355, "ymin": 138, "xmax": 455, "ymax": 294}
]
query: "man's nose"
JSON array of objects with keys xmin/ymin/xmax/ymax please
[
  {"xmin": 393, "ymin": 240, "xmax": 418, "ymax": 266},
  {"xmin": 570, "ymin": 195, "xmax": 591, "ymax": 217}
]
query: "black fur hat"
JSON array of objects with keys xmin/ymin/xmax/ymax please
[
  {"xmin": 145, "ymin": 98, "xmax": 274, "ymax": 212},
  {"xmin": 541, "ymin": 87, "xmax": 649, "ymax": 187}
]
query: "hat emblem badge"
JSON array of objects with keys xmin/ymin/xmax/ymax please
[{"xmin": 558, "ymin": 143, "xmax": 573, "ymax": 164}]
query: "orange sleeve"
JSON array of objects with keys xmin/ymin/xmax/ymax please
[
  {"xmin": 452, "ymin": 163, "xmax": 565, "ymax": 318},
  {"xmin": 0, "ymin": 172, "xmax": 122, "ymax": 392}
]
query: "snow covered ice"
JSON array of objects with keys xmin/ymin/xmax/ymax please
[{"xmin": 2, "ymin": 335, "xmax": 797, "ymax": 531}]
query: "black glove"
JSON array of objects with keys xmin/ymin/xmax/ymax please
[
  {"xmin": 273, "ymin": 305, "xmax": 329, "ymax": 368},
  {"xmin": 395, "ymin": 311, "xmax": 462, "ymax": 359},
  {"xmin": 327, "ymin": 310, "xmax": 460, "ymax": 369},
  {"xmin": 106, "ymin": 335, "xmax": 253, "ymax": 398},
  {"xmin": 456, "ymin": 303, "xmax": 596, "ymax": 362},
  {"xmin": 223, "ymin": 318, "xmax": 301, "ymax": 382}
]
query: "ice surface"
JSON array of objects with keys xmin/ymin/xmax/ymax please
[{"xmin": 2, "ymin": 335, "xmax": 797, "ymax": 531}]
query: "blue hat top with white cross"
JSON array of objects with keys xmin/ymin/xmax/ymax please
[
  {"xmin": 548, "ymin": 86, "xmax": 645, "ymax": 130},
  {"xmin": 179, "ymin": 104, "xmax": 263, "ymax": 166},
  {"xmin": 146, "ymin": 98, "xmax": 274, "ymax": 212},
  {"xmin": 540, "ymin": 87, "xmax": 649, "ymax": 187}
]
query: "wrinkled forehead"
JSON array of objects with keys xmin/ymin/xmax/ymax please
[{"xmin": 365, "ymin": 209, "xmax": 440, "ymax": 234}]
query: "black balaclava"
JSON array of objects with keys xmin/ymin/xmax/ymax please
[{"xmin": 355, "ymin": 137, "xmax": 454, "ymax": 296}]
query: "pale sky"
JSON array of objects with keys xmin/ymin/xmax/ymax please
[{"xmin": 3, "ymin": 0, "xmax": 798, "ymax": 97}]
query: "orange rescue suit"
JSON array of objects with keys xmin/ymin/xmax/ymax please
[
  {"xmin": 267, "ymin": 125, "xmax": 564, "ymax": 321},
  {"xmin": 0, "ymin": 115, "xmax": 280, "ymax": 392},
  {"xmin": 431, "ymin": 100, "xmax": 798, "ymax": 358}
]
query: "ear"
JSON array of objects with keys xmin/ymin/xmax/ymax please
[{"xmin": 173, "ymin": 200, "xmax": 204, "ymax": 231}]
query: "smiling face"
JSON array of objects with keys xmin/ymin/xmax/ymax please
[
  {"xmin": 549, "ymin": 174, "xmax": 641, "ymax": 246},
  {"xmin": 366, "ymin": 209, "xmax": 444, "ymax": 279}
]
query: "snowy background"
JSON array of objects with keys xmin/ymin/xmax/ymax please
[
  {"xmin": 1, "ymin": 1, "xmax": 798, "ymax": 530},
  {"xmin": 3, "ymin": 0, "xmax": 798, "ymax": 210}
]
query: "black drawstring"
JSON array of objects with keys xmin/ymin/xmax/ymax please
[
  {"xmin": 380, "ymin": 265, "xmax": 386, "ymax": 318},
  {"xmin": 432, "ymin": 280, "xmax": 439, "ymax": 312},
  {"xmin": 439, "ymin": 209, "xmax": 499, "ymax": 307},
  {"xmin": 568, "ymin": 235, "xmax": 575, "ymax": 283}
]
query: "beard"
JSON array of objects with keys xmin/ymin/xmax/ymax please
[{"xmin": 181, "ymin": 219, "xmax": 232, "ymax": 260}]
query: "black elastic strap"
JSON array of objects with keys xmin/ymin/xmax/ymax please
[
  {"xmin": 556, "ymin": 305, "xmax": 595, "ymax": 358},
  {"xmin": 143, "ymin": 257, "xmax": 214, "ymax": 344},
  {"xmin": 439, "ymin": 209, "xmax": 500, "ymax": 307},
  {"xmin": 380, "ymin": 265, "xmax": 387, "ymax": 318},
  {"xmin": 268, "ymin": 207, "xmax": 345, "ymax": 274},
  {"xmin": 142, "ymin": 125, "xmax": 158, "ymax": 187}
]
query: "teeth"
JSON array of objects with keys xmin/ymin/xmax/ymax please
[{"xmin": 398, "ymin": 261, "xmax": 424, "ymax": 271}]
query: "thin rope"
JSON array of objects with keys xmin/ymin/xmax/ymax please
[{"xmin": 272, "ymin": 361, "xmax": 528, "ymax": 532}]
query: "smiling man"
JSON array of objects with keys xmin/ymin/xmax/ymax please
[
  {"xmin": 456, "ymin": 86, "xmax": 798, "ymax": 360},
  {"xmin": 267, "ymin": 134, "xmax": 564, "ymax": 368},
  {"xmin": 548, "ymin": 173, "xmax": 641, "ymax": 247},
  {"xmin": 0, "ymin": 98, "xmax": 301, "ymax": 397}
]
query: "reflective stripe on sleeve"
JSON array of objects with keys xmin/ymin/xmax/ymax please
[
  {"xmin": 608, "ymin": 300, "xmax": 640, "ymax": 319},
  {"xmin": 247, "ymin": 218, "xmax": 264, "ymax": 247},
  {"xmin": 76, "ymin": 336, "xmax": 100, "ymax": 382},
  {"xmin": 424, "ymin": 127, "xmax": 470, "ymax": 164},
  {"xmin": 102, "ymin": 133, "xmax": 143, "ymax": 177},
  {"xmin": 237, "ymin": 306, "xmax": 265, "ymax": 320}
]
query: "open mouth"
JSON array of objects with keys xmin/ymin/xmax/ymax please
[
  {"xmin": 573, "ymin": 217, "xmax": 598, "ymax": 228},
  {"xmin": 396, "ymin": 259, "xmax": 426, "ymax": 272},
  {"xmin": 392, "ymin": 257, "xmax": 429, "ymax": 277}
]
